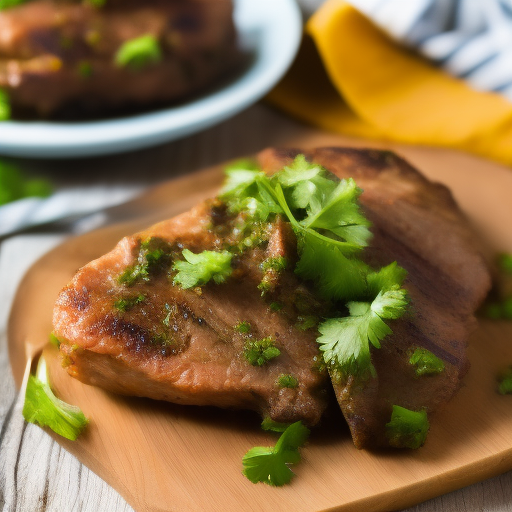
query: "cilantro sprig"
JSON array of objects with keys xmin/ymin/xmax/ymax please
[
  {"xmin": 242, "ymin": 421, "xmax": 310, "ymax": 486},
  {"xmin": 23, "ymin": 356, "xmax": 88, "ymax": 440},
  {"xmin": 318, "ymin": 282, "xmax": 408, "ymax": 379},
  {"xmin": 221, "ymin": 156, "xmax": 409, "ymax": 381}
]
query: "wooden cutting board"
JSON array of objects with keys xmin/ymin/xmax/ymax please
[{"xmin": 8, "ymin": 133, "xmax": 512, "ymax": 512}]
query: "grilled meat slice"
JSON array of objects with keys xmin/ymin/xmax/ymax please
[
  {"xmin": 53, "ymin": 201, "xmax": 329, "ymax": 426},
  {"xmin": 259, "ymin": 147, "xmax": 491, "ymax": 448},
  {"xmin": 53, "ymin": 147, "xmax": 490, "ymax": 448},
  {"xmin": 0, "ymin": 0, "xmax": 238, "ymax": 118}
]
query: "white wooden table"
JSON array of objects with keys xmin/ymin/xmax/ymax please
[{"xmin": 1, "ymin": 103, "xmax": 512, "ymax": 512}]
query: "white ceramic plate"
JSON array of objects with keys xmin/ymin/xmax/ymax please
[{"xmin": 0, "ymin": 0, "xmax": 302, "ymax": 158}]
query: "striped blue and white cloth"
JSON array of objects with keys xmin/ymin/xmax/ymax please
[{"xmin": 347, "ymin": 0, "xmax": 512, "ymax": 101}]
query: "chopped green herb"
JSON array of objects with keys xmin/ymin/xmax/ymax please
[
  {"xmin": 85, "ymin": 29, "xmax": 101, "ymax": 47},
  {"xmin": 49, "ymin": 332, "xmax": 61, "ymax": 348},
  {"xmin": 261, "ymin": 417, "xmax": 291, "ymax": 433},
  {"xmin": 118, "ymin": 238, "xmax": 171, "ymax": 286},
  {"xmin": 151, "ymin": 331, "xmax": 173, "ymax": 348},
  {"xmin": 296, "ymin": 315, "xmax": 318, "ymax": 331},
  {"xmin": 220, "ymin": 163, "xmax": 282, "ymax": 222},
  {"xmin": 277, "ymin": 374, "xmax": 298, "ymax": 389},
  {"xmin": 235, "ymin": 321, "xmax": 251, "ymax": 334},
  {"xmin": 483, "ymin": 298, "xmax": 512, "ymax": 320},
  {"xmin": 498, "ymin": 368, "xmax": 512, "ymax": 395},
  {"xmin": 409, "ymin": 348, "xmax": 445, "ymax": 376},
  {"xmin": 115, "ymin": 34, "xmax": 162, "ymax": 70},
  {"xmin": 317, "ymin": 283, "xmax": 408, "ymax": 379},
  {"xmin": 85, "ymin": 0, "xmax": 106, "ymax": 7},
  {"xmin": 385, "ymin": 405, "xmax": 429, "ymax": 449},
  {"xmin": 259, "ymin": 256, "xmax": 288, "ymax": 295},
  {"xmin": 242, "ymin": 421, "xmax": 309, "ymax": 486},
  {"xmin": 0, "ymin": 89, "xmax": 10, "ymax": 120},
  {"xmin": 78, "ymin": 61, "xmax": 93, "ymax": 78},
  {"xmin": 23, "ymin": 179, "xmax": 53, "ymax": 198},
  {"xmin": 244, "ymin": 337, "xmax": 280, "ymax": 367},
  {"xmin": 498, "ymin": 253, "xmax": 512, "ymax": 275},
  {"xmin": 173, "ymin": 249, "xmax": 232, "ymax": 289},
  {"xmin": 0, "ymin": 0, "xmax": 26, "ymax": 10},
  {"xmin": 0, "ymin": 161, "xmax": 53, "ymax": 205},
  {"xmin": 483, "ymin": 302, "xmax": 503, "ymax": 319},
  {"xmin": 114, "ymin": 294, "xmax": 145, "ymax": 312},
  {"xmin": 23, "ymin": 356, "xmax": 88, "ymax": 441},
  {"xmin": 261, "ymin": 256, "xmax": 287, "ymax": 273},
  {"xmin": 269, "ymin": 302, "xmax": 283, "ymax": 312},
  {"xmin": 505, "ymin": 298, "xmax": 512, "ymax": 320},
  {"xmin": 257, "ymin": 280, "xmax": 271, "ymax": 295},
  {"xmin": 163, "ymin": 303, "xmax": 177, "ymax": 327}
]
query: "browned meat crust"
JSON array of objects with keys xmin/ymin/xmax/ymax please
[
  {"xmin": 0, "ymin": 0, "xmax": 238, "ymax": 118},
  {"xmin": 258, "ymin": 147, "xmax": 491, "ymax": 448}
]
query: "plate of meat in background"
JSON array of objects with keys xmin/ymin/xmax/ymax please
[{"xmin": 0, "ymin": 0, "xmax": 302, "ymax": 158}]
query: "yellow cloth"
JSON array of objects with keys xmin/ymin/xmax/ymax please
[{"xmin": 267, "ymin": 0, "xmax": 512, "ymax": 167}]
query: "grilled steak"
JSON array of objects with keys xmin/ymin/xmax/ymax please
[
  {"xmin": 0, "ymin": 0, "xmax": 238, "ymax": 118},
  {"xmin": 53, "ymin": 147, "xmax": 491, "ymax": 448},
  {"xmin": 54, "ymin": 201, "xmax": 330, "ymax": 426},
  {"xmin": 259, "ymin": 147, "xmax": 491, "ymax": 448}
]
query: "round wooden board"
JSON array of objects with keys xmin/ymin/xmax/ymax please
[{"xmin": 8, "ymin": 136, "xmax": 512, "ymax": 512}]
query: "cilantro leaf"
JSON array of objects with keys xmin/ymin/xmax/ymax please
[
  {"xmin": 385, "ymin": 405, "xmax": 429, "ymax": 449},
  {"xmin": 366, "ymin": 261, "xmax": 407, "ymax": 296},
  {"xmin": 301, "ymin": 177, "xmax": 372, "ymax": 246},
  {"xmin": 220, "ymin": 163, "xmax": 282, "ymax": 222},
  {"xmin": 409, "ymin": 348, "xmax": 445, "ymax": 376},
  {"xmin": 261, "ymin": 417, "xmax": 291, "ymax": 433},
  {"xmin": 23, "ymin": 356, "xmax": 88, "ymax": 441},
  {"xmin": 294, "ymin": 229, "xmax": 370, "ymax": 300},
  {"xmin": 173, "ymin": 249, "xmax": 232, "ymax": 289},
  {"xmin": 242, "ymin": 421, "xmax": 309, "ymax": 486},
  {"xmin": 273, "ymin": 155, "xmax": 337, "ymax": 213},
  {"xmin": 115, "ymin": 34, "xmax": 162, "ymax": 70},
  {"xmin": 317, "ymin": 286, "xmax": 408, "ymax": 377}
]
